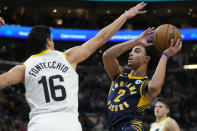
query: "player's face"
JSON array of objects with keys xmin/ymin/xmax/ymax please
[
  {"xmin": 154, "ymin": 102, "xmax": 169, "ymax": 118},
  {"xmin": 128, "ymin": 45, "xmax": 147, "ymax": 69}
]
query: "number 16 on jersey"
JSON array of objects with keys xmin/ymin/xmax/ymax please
[{"xmin": 38, "ymin": 75, "xmax": 66, "ymax": 103}]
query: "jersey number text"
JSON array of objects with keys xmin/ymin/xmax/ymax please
[{"xmin": 38, "ymin": 75, "xmax": 66, "ymax": 103}]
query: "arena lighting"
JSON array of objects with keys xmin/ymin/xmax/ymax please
[
  {"xmin": 0, "ymin": 25, "xmax": 197, "ymax": 42},
  {"xmin": 183, "ymin": 64, "xmax": 197, "ymax": 69}
]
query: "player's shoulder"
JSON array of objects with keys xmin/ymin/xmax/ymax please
[
  {"xmin": 166, "ymin": 117, "xmax": 176, "ymax": 122},
  {"xmin": 165, "ymin": 117, "xmax": 178, "ymax": 127},
  {"xmin": 150, "ymin": 122, "xmax": 156, "ymax": 127},
  {"xmin": 113, "ymin": 72, "xmax": 127, "ymax": 81}
]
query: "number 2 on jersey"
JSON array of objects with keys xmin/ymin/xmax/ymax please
[
  {"xmin": 38, "ymin": 75, "xmax": 66, "ymax": 103},
  {"xmin": 114, "ymin": 89, "xmax": 126, "ymax": 102}
]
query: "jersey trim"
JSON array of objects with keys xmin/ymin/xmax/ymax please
[
  {"xmin": 62, "ymin": 52, "xmax": 66, "ymax": 59},
  {"xmin": 137, "ymin": 95, "xmax": 150, "ymax": 107},
  {"xmin": 140, "ymin": 80, "xmax": 147, "ymax": 97},
  {"xmin": 114, "ymin": 73, "xmax": 122, "ymax": 82},
  {"xmin": 128, "ymin": 74, "xmax": 148, "ymax": 79},
  {"xmin": 30, "ymin": 49, "xmax": 51, "ymax": 57},
  {"xmin": 23, "ymin": 62, "xmax": 27, "ymax": 67},
  {"xmin": 155, "ymin": 117, "xmax": 169, "ymax": 125},
  {"xmin": 137, "ymin": 80, "xmax": 150, "ymax": 107},
  {"xmin": 162, "ymin": 117, "xmax": 170, "ymax": 131}
]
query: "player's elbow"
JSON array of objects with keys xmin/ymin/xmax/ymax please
[
  {"xmin": 103, "ymin": 51, "xmax": 113, "ymax": 61},
  {"xmin": 103, "ymin": 51, "xmax": 109, "ymax": 58},
  {"xmin": 102, "ymin": 52, "xmax": 108, "ymax": 63}
]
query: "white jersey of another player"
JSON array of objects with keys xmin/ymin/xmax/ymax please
[
  {"xmin": 24, "ymin": 49, "xmax": 81, "ymax": 131},
  {"xmin": 150, "ymin": 117, "xmax": 169, "ymax": 131}
]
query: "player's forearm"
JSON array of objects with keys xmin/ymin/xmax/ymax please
[
  {"xmin": 103, "ymin": 39, "xmax": 138, "ymax": 58},
  {"xmin": 0, "ymin": 74, "xmax": 10, "ymax": 89},
  {"xmin": 95, "ymin": 13, "xmax": 128, "ymax": 44},
  {"xmin": 148, "ymin": 55, "xmax": 168, "ymax": 94}
]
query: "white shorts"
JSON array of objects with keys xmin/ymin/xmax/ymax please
[{"xmin": 27, "ymin": 112, "xmax": 82, "ymax": 131}]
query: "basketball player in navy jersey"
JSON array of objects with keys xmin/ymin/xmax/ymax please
[
  {"xmin": 150, "ymin": 97, "xmax": 180, "ymax": 131},
  {"xmin": 103, "ymin": 27, "xmax": 182, "ymax": 131},
  {"xmin": 0, "ymin": 3, "xmax": 148, "ymax": 131}
]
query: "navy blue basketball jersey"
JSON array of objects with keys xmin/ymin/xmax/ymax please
[{"xmin": 106, "ymin": 72, "xmax": 150, "ymax": 129}]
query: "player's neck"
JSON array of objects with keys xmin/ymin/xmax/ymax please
[
  {"xmin": 46, "ymin": 44, "xmax": 55, "ymax": 50},
  {"xmin": 156, "ymin": 115, "xmax": 167, "ymax": 123},
  {"xmin": 130, "ymin": 65, "xmax": 147, "ymax": 77}
]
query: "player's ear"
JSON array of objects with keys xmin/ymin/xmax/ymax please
[
  {"xmin": 46, "ymin": 37, "xmax": 52, "ymax": 48},
  {"xmin": 166, "ymin": 108, "xmax": 170, "ymax": 114},
  {"xmin": 145, "ymin": 56, "xmax": 151, "ymax": 62}
]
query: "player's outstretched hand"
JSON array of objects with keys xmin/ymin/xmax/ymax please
[
  {"xmin": 135, "ymin": 27, "xmax": 155, "ymax": 47},
  {"xmin": 124, "ymin": 2, "xmax": 147, "ymax": 19},
  {"xmin": 164, "ymin": 39, "xmax": 182, "ymax": 57},
  {"xmin": 0, "ymin": 17, "xmax": 5, "ymax": 28}
]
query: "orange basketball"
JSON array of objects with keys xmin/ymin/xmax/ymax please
[{"xmin": 152, "ymin": 24, "xmax": 181, "ymax": 52}]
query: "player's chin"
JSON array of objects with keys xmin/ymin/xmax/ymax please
[
  {"xmin": 128, "ymin": 63, "xmax": 134, "ymax": 69},
  {"xmin": 155, "ymin": 113, "xmax": 160, "ymax": 117},
  {"xmin": 128, "ymin": 63, "xmax": 132, "ymax": 68}
]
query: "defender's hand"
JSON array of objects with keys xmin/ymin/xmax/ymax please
[
  {"xmin": 134, "ymin": 27, "xmax": 155, "ymax": 47},
  {"xmin": 0, "ymin": 17, "xmax": 5, "ymax": 28},
  {"xmin": 164, "ymin": 39, "xmax": 182, "ymax": 57},
  {"xmin": 124, "ymin": 2, "xmax": 147, "ymax": 19}
]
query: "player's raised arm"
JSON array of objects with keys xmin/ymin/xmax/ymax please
[
  {"xmin": 65, "ymin": 2, "xmax": 147, "ymax": 70},
  {"xmin": 103, "ymin": 27, "xmax": 154, "ymax": 80},
  {"xmin": 0, "ymin": 65, "xmax": 25, "ymax": 89},
  {"xmin": 145, "ymin": 39, "xmax": 182, "ymax": 100}
]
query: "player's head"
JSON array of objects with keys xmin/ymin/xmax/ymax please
[
  {"xmin": 128, "ymin": 45, "xmax": 152, "ymax": 70},
  {"xmin": 154, "ymin": 97, "xmax": 170, "ymax": 118},
  {"xmin": 27, "ymin": 25, "xmax": 54, "ymax": 54}
]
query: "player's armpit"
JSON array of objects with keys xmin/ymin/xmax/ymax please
[
  {"xmin": 65, "ymin": 46, "xmax": 88, "ymax": 68},
  {"xmin": 143, "ymin": 80, "xmax": 160, "ymax": 100},
  {"xmin": 142, "ymin": 80, "xmax": 153, "ymax": 100},
  {"xmin": 0, "ymin": 65, "xmax": 25, "ymax": 89},
  {"xmin": 144, "ymin": 79, "xmax": 162, "ymax": 100}
]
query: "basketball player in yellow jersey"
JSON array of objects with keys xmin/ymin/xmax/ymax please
[
  {"xmin": 103, "ymin": 27, "xmax": 182, "ymax": 130},
  {"xmin": 0, "ymin": 3, "xmax": 148, "ymax": 131},
  {"xmin": 150, "ymin": 97, "xmax": 180, "ymax": 131}
]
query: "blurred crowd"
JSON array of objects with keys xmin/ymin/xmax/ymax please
[
  {"xmin": 1, "ymin": 5, "xmax": 197, "ymax": 30},
  {"xmin": 0, "ymin": 68, "xmax": 196, "ymax": 131}
]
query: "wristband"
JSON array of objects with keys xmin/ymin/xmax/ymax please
[{"xmin": 162, "ymin": 52, "xmax": 169, "ymax": 59}]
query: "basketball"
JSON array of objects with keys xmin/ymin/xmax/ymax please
[{"xmin": 152, "ymin": 24, "xmax": 182, "ymax": 52}]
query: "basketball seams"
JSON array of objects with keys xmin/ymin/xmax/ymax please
[
  {"xmin": 153, "ymin": 29, "xmax": 162, "ymax": 52},
  {"xmin": 155, "ymin": 32, "xmax": 162, "ymax": 52},
  {"xmin": 164, "ymin": 24, "xmax": 169, "ymax": 51},
  {"xmin": 175, "ymin": 27, "xmax": 178, "ymax": 45}
]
